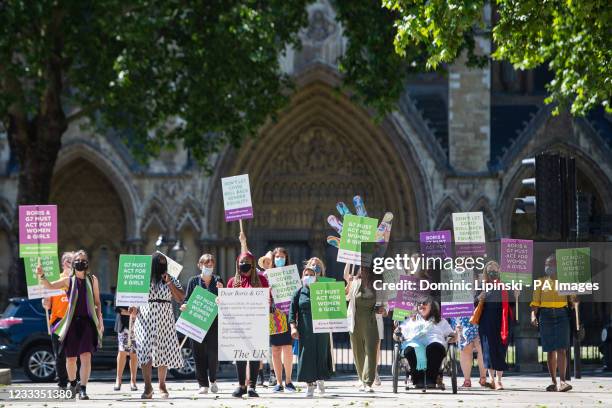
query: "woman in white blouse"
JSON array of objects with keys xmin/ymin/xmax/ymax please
[{"xmin": 397, "ymin": 297, "xmax": 457, "ymax": 388}]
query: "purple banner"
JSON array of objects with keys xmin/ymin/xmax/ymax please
[
  {"xmin": 419, "ymin": 230, "xmax": 452, "ymax": 259},
  {"xmin": 388, "ymin": 275, "xmax": 421, "ymax": 311},
  {"xmin": 441, "ymin": 303, "xmax": 474, "ymax": 318},
  {"xmin": 19, "ymin": 205, "xmax": 57, "ymax": 245},
  {"xmin": 500, "ymin": 238, "xmax": 533, "ymax": 274},
  {"xmin": 455, "ymin": 242, "xmax": 487, "ymax": 257},
  {"xmin": 274, "ymin": 300, "xmax": 291, "ymax": 315},
  {"xmin": 224, "ymin": 206, "xmax": 254, "ymax": 222}
]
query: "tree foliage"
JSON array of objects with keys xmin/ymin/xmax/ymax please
[
  {"xmin": 383, "ymin": 0, "xmax": 612, "ymax": 115},
  {"xmin": 0, "ymin": 0, "xmax": 309, "ymax": 167}
]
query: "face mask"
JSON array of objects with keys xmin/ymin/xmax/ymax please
[
  {"xmin": 311, "ymin": 264, "xmax": 321, "ymax": 274},
  {"xmin": 239, "ymin": 263, "xmax": 252, "ymax": 274},
  {"xmin": 73, "ymin": 260, "xmax": 88, "ymax": 272},
  {"xmin": 544, "ymin": 266, "xmax": 556, "ymax": 276},
  {"xmin": 303, "ymin": 276, "xmax": 316, "ymax": 286},
  {"xmin": 201, "ymin": 267, "xmax": 213, "ymax": 277},
  {"xmin": 274, "ymin": 257, "xmax": 286, "ymax": 267}
]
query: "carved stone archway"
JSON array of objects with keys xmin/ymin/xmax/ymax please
[
  {"xmin": 206, "ymin": 78, "xmax": 424, "ymax": 279},
  {"xmin": 50, "ymin": 158, "xmax": 127, "ymax": 292}
]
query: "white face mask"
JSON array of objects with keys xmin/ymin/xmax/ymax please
[
  {"xmin": 302, "ymin": 275, "xmax": 316, "ymax": 286},
  {"xmin": 201, "ymin": 267, "xmax": 213, "ymax": 277}
]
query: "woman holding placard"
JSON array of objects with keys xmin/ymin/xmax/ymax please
[
  {"xmin": 180, "ymin": 253, "xmax": 222, "ymax": 394},
  {"xmin": 37, "ymin": 249, "xmax": 103, "ymax": 400},
  {"xmin": 477, "ymin": 260, "xmax": 514, "ymax": 390},
  {"xmin": 530, "ymin": 254, "xmax": 573, "ymax": 392},
  {"xmin": 344, "ymin": 264, "xmax": 385, "ymax": 393},
  {"xmin": 268, "ymin": 247, "xmax": 297, "ymax": 393},
  {"xmin": 227, "ymin": 243, "xmax": 270, "ymax": 398},
  {"xmin": 289, "ymin": 260, "xmax": 333, "ymax": 398},
  {"xmin": 132, "ymin": 252, "xmax": 185, "ymax": 399}
]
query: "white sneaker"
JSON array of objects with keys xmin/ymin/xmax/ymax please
[
  {"xmin": 366, "ymin": 385, "xmax": 375, "ymax": 393},
  {"xmin": 210, "ymin": 382, "xmax": 218, "ymax": 393},
  {"xmin": 358, "ymin": 383, "xmax": 366, "ymax": 392},
  {"xmin": 304, "ymin": 383, "xmax": 315, "ymax": 398},
  {"xmin": 198, "ymin": 387, "xmax": 208, "ymax": 394},
  {"xmin": 374, "ymin": 374, "xmax": 381, "ymax": 386},
  {"xmin": 355, "ymin": 380, "xmax": 364, "ymax": 388},
  {"xmin": 317, "ymin": 380, "xmax": 325, "ymax": 394}
]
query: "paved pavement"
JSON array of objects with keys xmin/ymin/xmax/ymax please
[{"xmin": 1, "ymin": 372, "xmax": 612, "ymax": 407}]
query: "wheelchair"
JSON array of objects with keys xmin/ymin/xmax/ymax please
[{"xmin": 391, "ymin": 328, "xmax": 458, "ymax": 394}]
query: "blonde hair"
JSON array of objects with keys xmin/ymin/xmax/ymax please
[
  {"xmin": 71, "ymin": 249, "xmax": 91, "ymax": 276},
  {"xmin": 483, "ymin": 260, "xmax": 500, "ymax": 282},
  {"xmin": 199, "ymin": 253, "xmax": 215, "ymax": 264},
  {"xmin": 304, "ymin": 257, "xmax": 326, "ymax": 276}
]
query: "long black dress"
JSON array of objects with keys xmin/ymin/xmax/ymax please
[
  {"xmin": 478, "ymin": 289, "xmax": 513, "ymax": 371},
  {"xmin": 288, "ymin": 286, "xmax": 333, "ymax": 383}
]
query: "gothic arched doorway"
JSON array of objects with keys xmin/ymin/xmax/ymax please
[
  {"xmin": 207, "ymin": 79, "xmax": 424, "ymax": 280},
  {"xmin": 50, "ymin": 158, "xmax": 127, "ymax": 292}
]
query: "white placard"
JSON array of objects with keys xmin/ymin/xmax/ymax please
[
  {"xmin": 221, "ymin": 174, "xmax": 254, "ymax": 222},
  {"xmin": 156, "ymin": 251, "xmax": 183, "ymax": 278},
  {"xmin": 452, "ymin": 212, "xmax": 486, "ymax": 243},
  {"xmin": 218, "ymin": 288, "xmax": 269, "ymax": 361}
]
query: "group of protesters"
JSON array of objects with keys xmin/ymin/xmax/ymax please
[{"xmin": 36, "ymin": 236, "xmax": 575, "ymax": 400}]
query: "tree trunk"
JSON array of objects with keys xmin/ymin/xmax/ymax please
[{"xmin": 7, "ymin": 114, "xmax": 66, "ymax": 298}]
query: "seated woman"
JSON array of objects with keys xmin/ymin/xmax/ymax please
[{"xmin": 397, "ymin": 297, "xmax": 457, "ymax": 387}]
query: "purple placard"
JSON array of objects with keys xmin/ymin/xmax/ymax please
[
  {"xmin": 441, "ymin": 303, "xmax": 474, "ymax": 318},
  {"xmin": 419, "ymin": 230, "xmax": 452, "ymax": 259},
  {"xmin": 274, "ymin": 301, "xmax": 291, "ymax": 315},
  {"xmin": 224, "ymin": 206, "xmax": 254, "ymax": 222},
  {"xmin": 19, "ymin": 205, "xmax": 57, "ymax": 245},
  {"xmin": 455, "ymin": 242, "xmax": 487, "ymax": 257},
  {"xmin": 500, "ymin": 238, "xmax": 533, "ymax": 274},
  {"xmin": 388, "ymin": 275, "xmax": 421, "ymax": 311}
]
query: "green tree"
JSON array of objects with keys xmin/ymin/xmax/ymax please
[
  {"xmin": 383, "ymin": 0, "xmax": 611, "ymax": 115},
  {"xmin": 0, "ymin": 0, "xmax": 309, "ymax": 296}
]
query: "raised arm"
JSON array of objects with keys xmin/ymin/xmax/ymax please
[
  {"xmin": 239, "ymin": 231, "xmax": 249, "ymax": 253},
  {"xmin": 36, "ymin": 264, "xmax": 70, "ymax": 290}
]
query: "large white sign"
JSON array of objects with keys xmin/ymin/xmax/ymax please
[
  {"xmin": 266, "ymin": 265, "xmax": 301, "ymax": 314},
  {"xmin": 218, "ymin": 288, "xmax": 269, "ymax": 361}
]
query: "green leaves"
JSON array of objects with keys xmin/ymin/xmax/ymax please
[{"xmin": 383, "ymin": 0, "xmax": 611, "ymax": 115}]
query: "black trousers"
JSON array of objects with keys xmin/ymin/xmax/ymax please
[
  {"xmin": 403, "ymin": 342, "xmax": 446, "ymax": 384},
  {"xmin": 191, "ymin": 332, "xmax": 218, "ymax": 387},
  {"xmin": 236, "ymin": 360, "xmax": 260, "ymax": 389},
  {"xmin": 51, "ymin": 328, "xmax": 68, "ymax": 387}
]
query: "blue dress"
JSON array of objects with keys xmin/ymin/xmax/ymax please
[{"xmin": 449, "ymin": 316, "xmax": 479, "ymax": 350}]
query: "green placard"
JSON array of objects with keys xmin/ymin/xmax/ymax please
[
  {"xmin": 176, "ymin": 286, "xmax": 218, "ymax": 342},
  {"xmin": 20, "ymin": 243, "xmax": 59, "ymax": 258},
  {"xmin": 337, "ymin": 214, "xmax": 378, "ymax": 265},
  {"xmin": 556, "ymin": 248, "xmax": 591, "ymax": 294},
  {"xmin": 317, "ymin": 276, "xmax": 335, "ymax": 282},
  {"xmin": 310, "ymin": 281, "xmax": 348, "ymax": 333},
  {"xmin": 392, "ymin": 307, "xmax": 413, "ymax": 321},
  {"xmin": 116, "ymin": 254, "xmax": 152, "ymax": 306},
  {"xmin": 24, "ymin": 256, "xmax": 63, "ymax": 299}
]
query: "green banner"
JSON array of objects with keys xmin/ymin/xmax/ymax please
[
  {"xmin": 317, "ymin": 276, "xmax": 335, "ymax": 282},
  {"xmin": 176, "ymin": 286, "xmax": 218, "ymax": 342},
  {"xmin": 392, "ymin": 307, "xmax": 413, "ymax": 321},
  {"xmin": 556, "ymin": 247, "xmax": 591, "ymax": 295},
  {"xmin": 310, "ymin": 281, "xmax": 348, "ymax": 333},
  {"xmin": 337, "ymin": 214, "xmax": 378, "ymax": 266},
  {"xmin": 24, "ymin": 256, "xmax": 63, "ymax": 299},
  {"xmin": 116, "ymin": 254, "xmax": 152, "ymax": 306}
]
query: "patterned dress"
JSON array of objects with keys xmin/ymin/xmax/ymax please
[
  {"xmin": 449, "ymin": 316, "xmax": 479, "ymax": 350},
  {"xmin": 134, "ymin": 277, "xmax": 184, "ymax": 368}
]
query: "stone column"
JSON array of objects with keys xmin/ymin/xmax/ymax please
[{"xmin": 448, "ymin": 6, "xmax": 491, "ymax": 172}]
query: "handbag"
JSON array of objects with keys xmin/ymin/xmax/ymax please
[
  {"xmin": 469, "ymin": 299, "xmax": 485, "ymax": 325},
  {"xmin": 270, "ymin": 308, "xmax": 288, "ymax": 335}
]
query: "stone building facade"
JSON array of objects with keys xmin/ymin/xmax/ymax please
[{"xmin": 1, "ymin": 1, "xmax": 611, "ymax": 346}]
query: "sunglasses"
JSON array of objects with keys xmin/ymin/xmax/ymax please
[{"xmin": 417, "ymin": 301, "xmax": 430, "ymax": 306}]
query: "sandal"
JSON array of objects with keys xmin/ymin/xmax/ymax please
[
  {"xmin": 141, "ymin": 388, "xmax": 153, "ymax": 399},
  {"xmin": 494, "ymin": 381, "xmax": 504, "ymax": 390},
  {"xmin": 159, "ymin": 386, "xmax": 169, "ymax": 399},
  {"xmin": 546, "ymin": 383, "xmax": 557, "ymax": 392},
  {"xmin": 558, "ymin": 383, "xmax": 572, "ymax": 392},
  {"xmin": 462, "ymin": 379, "xmax": 472, "ymax": 387},
  {"xmin": 479, "ymin": 377, "xmax": 487, "ymax": 387}
]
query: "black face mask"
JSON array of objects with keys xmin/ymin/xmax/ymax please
[
  {"xmin": 74, "ymin": 260, "xmax": 88, "ymax": 272},
  {"xmin": 239, "ymin": 263, "xmax": 251, "ymax": 274}
]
